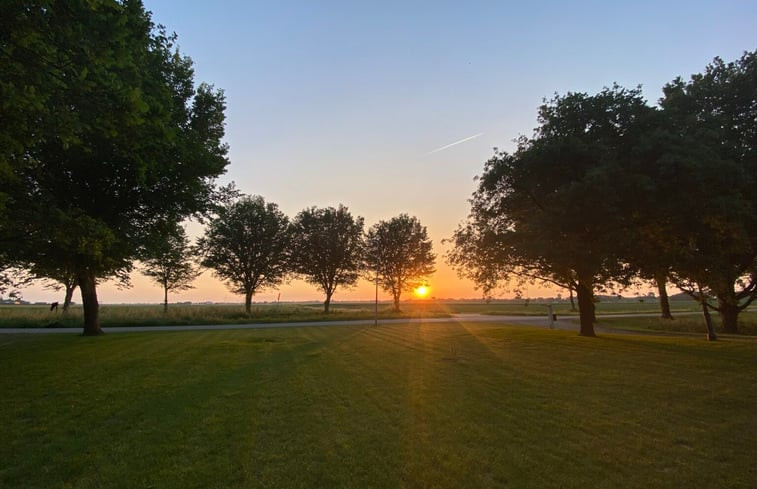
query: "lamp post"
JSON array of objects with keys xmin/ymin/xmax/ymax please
[{"xmin": 374, "ymin": 259, "xmax": 379, "ymax": 327}]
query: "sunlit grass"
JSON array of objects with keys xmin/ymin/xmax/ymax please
[
  {"xmin": 0, "ymin": 300, "xmax": 736, "ymax": 332},
  {"xmin": 1, "ymin": 322, "xmax": 755, "ymax": 488},
  {"xmin": 598, "ymin": 311, "xmax": 757, "ymax": 336},
  {"xmin": 0, "ymin": 302, "xmax": 450, "ymax": 329}
]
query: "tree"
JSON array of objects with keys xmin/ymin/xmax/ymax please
[
  {"xmin": 291, "ymin": 205, "xmax": 365, "ymax": 313},
  {"xmin": 448, "ymin": 86, "xmax": 653, "ymax": 336},
  {"xmin": 40, "ymin": 269, "xmax": 78, "ymax": 313},
  {"xmin": 0, "ymin": 264, "xmax": 32, "ymax": 302},
  {"xmin": 365, "ymin": 214, "xmax": 435, "ymax": 312},
  {"xmin": 140, "ymin": 225, "xmax": 200, "ymax": 312},
  {"xmin": 658, "ymin": 51, "xmax": 757, "ymax": 334},
  {"xmin": 197, "ymin": 196, "xmax": 291, "ymax": 314},
  {"xmin": 1, "ymin": 1, "xmax": 229, "ymax": 334}
]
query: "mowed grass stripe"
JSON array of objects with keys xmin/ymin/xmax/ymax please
[{"xmin": 1, "ymin": 323, "xmax": 755, "ymax": 488}]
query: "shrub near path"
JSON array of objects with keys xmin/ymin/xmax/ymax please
[{"xmin": 1, "ymin": 322, "xmax": 755, "ymax": 488}]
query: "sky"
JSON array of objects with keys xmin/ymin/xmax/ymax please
[{"xmin": 20, "ymin": 0, "xmax": 757, "ymax": 304}]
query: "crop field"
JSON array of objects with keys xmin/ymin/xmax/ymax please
[{"xmin": 1, "ymin": 321, "xmax": 755, "ymax": 488}]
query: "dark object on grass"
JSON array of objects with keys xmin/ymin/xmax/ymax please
[{"xmin": 49, "ymin": 302, "xmax": 59, "ymax": 312}]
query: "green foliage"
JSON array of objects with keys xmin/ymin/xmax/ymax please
[
  {"xmin": 366, "ymin": 214, "xmax": 436, "ymax": 311},
  {"xmin": 0, "ymin": 0, "xmax": 229, "ymax": 333},
  {"xmin": 290, "ymin": 205, "xmax": 365, "ymax": 312},
  {"xmin": 1, "ymin": 325, "xmax": 755, "ymax": 488},
  {"xmin": 657, "ymin": 51, "xmax": 757, "ymax": 332},
  {"xmin": 140, "ymin": 224, "xmax": 200, "ymax": 310},
  {"xmin": 449, "ymin": 85, "xmax": 652, "ymax": 335},
  {"xmin": 197, "ymin": 196, "xmax": 292, "ymax": 314}
]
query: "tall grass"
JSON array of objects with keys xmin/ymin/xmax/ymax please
[{"xmin": 0, "ymin": 302, "xmax": 449, "ymax": 329}]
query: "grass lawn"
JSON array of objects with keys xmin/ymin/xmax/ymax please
[
  {"xmin": 598, "ymin": 311, "xmax": 757, "ymax": 336},
  {"xmin": 2, "ymin": 322, "xmax": 756, "ymax": 488}
]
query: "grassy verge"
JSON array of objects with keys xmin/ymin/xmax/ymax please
[
  {"xmin": 598, "ymin": 311, "xmax": 757, "ymax": 336},
  {"xmin": 0, "ymin": 303, "xmax": 450, "ymax": 329},
  {"xmin": 1, "ymin": 322, "xmax": 755, "ymax": 488},
  {"xmin": 0, "ymin": 300, "xmax": 708, "ymax": 329}
]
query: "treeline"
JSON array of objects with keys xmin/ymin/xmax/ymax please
[
  {"xmin": 149, "ymin": 199, "xmax": 435, "ymax": 315},
  {"xmin": 448, "ymin": 51, "xmax": 757, "ymax": 339},
  {"xmin": 0, "ymin": 1, "xmax": 438, "ymax": 335}
]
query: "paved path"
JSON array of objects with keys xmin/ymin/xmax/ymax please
[{"xmin": 0, "ymin": 312, "xmax": 704, "ymax": 336}]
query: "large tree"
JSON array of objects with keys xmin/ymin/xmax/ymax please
[
  {"xmin": 197, "ymin": 196, "xmax": 292, "ymax": 314},
  {"xmin": 140, "ymin": 224, "xmax": 200, "ymax": 312},
  {"xmin": 1, "ymin": 1, "xmax": 229, "ymax": 334},
  {"xmin": 449, "ymin": 86, "xmax": 653, "ymax": 336},
  {"xmin": 365, "ymin": 214, "xmax": 435, "ymax": 312},
  {"xmin": 291, "ymin": 205, "xmax": 365, "ymax": 313},
  {"xmin": 658, "ymin": 51, "xmax": 757, "ymax": 334}
]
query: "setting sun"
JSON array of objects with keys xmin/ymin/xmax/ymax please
[{"xmin": 414, "ymin": 284, "xmax": 429, "ymax": 298}]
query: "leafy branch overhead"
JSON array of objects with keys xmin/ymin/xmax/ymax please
[{"xmin": 0, "ymin": 0, "xmax": 230, "ymax": 334}]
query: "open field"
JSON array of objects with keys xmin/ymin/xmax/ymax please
[
  {"xmin": 0, "ymin": 299, "xmax": 708, "ymax": 329},
  {"xmin": 2, "ymin": 322, "xmax": 756, "ymax": 488}
]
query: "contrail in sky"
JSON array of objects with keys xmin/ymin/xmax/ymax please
[{"xmin": 426, "ymin": 133, "xmax": 483, "ymax": 155}]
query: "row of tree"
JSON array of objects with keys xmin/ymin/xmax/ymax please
[
  {"xmin": 448, "ymin": 51, "xmax": 757, "ymax": 339},
  {"xmin": 149, "ymin": 198, "xmax": 436, "ymax": 316},
  {"xmin": 0, "ymin": 1, "xmax": 438, "ymax": 334}
]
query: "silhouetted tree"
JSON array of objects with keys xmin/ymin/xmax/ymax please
[
  {"xmin": 40, "ymin": 269, "xmax": 78, "ymax": 313},
  {"xmin": 291, "ymin": 205, "xmax": 365, "ymax": 313},
  {"xmin": 197, "ymin": 196, "xmax": 291, "ymax": 314},
  {"xmin": 1, "ymin": 1, "xmax": 229, "ymax": 335},
  {"xmin": 141, "ymin": 225, "xmax": 200, "ymax": 312},
  {"xmin": 449, "ymin": 86, "xmax": 652, "ymax": 336},
  {"xmin": 366, "ymin": 214, "xmax": 435, "ymax": 312},
  {"xmin": 659, "ymin": 51, "xmax": 757, "ymax": 334}
]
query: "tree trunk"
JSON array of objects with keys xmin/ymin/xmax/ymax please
[
  {"xmin": 700, "ymin": 298, "xmax": 718, "ymax": 341},
  {"xmin": 575, "ymin": 279, "xmax": 596, "ymax": 337},
  {"xmin": 163, "ymin": 280, "xmax": 168, "ymax": 313},
  {"xmin": 569, "ymin": 287, "xmax": 577, "ymax": 311},
  {"xmin": 323, "ymin": 290, "xmax": 333, "ymax": 313},
  {"xmin": 77, "ymin": 270, "xmax": 103, "ymax": 336},
  {"xmin": 245, "ymin": 289, "xmax": 253, "ymax": 315},
  {"xmin": 62, "ymin": 284, "xmax": 76, "ymax": 313},
  {"xmin": 393, "ymin": 291, "xmax": 401, "ymax": 312},
  {"xmin": 717, "ymin": 289, "xmax": 740, "ymax": 334},
  {"xmin": 655, "ymin": 272, "xmax": 673, "ymax": 320}
]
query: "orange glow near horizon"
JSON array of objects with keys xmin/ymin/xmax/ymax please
[{"xmin": 414, "ymin": 284, "xmax": 430, "ymax": 298}]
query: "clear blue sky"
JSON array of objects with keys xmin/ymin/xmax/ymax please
[{"xmin": 22, "ymin": 0, "xmax": 757, "ymax": 303}]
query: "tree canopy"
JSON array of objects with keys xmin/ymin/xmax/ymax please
[
  {"xmin": 291, "ymin": 205, "xmax": 365, "ymax": 313},
  {"xmin": 448, "ymin": 86, "xmax": 654, "ymax": 336},
  {"xmin": 366, "ymin": 214, "xmax": 435, "ymax": 312},
  {"xmin": 657, "ymin": 51, "xmax": 757, "ymax": 334},
  {"xmin": 197, "ymin": 196, "xmax": 291, "ymax": 314},
  {"xmin": 1, "ymin": 0, "xmax": 229, "ymax": 334},
  {"xmin": 140, "ymin": 224, "xmax": 200, "ymax": 312}
]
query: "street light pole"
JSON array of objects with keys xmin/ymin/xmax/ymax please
[{"xmin": 374, "ymin": 259, "xmax": 379, "ymax": 327}]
